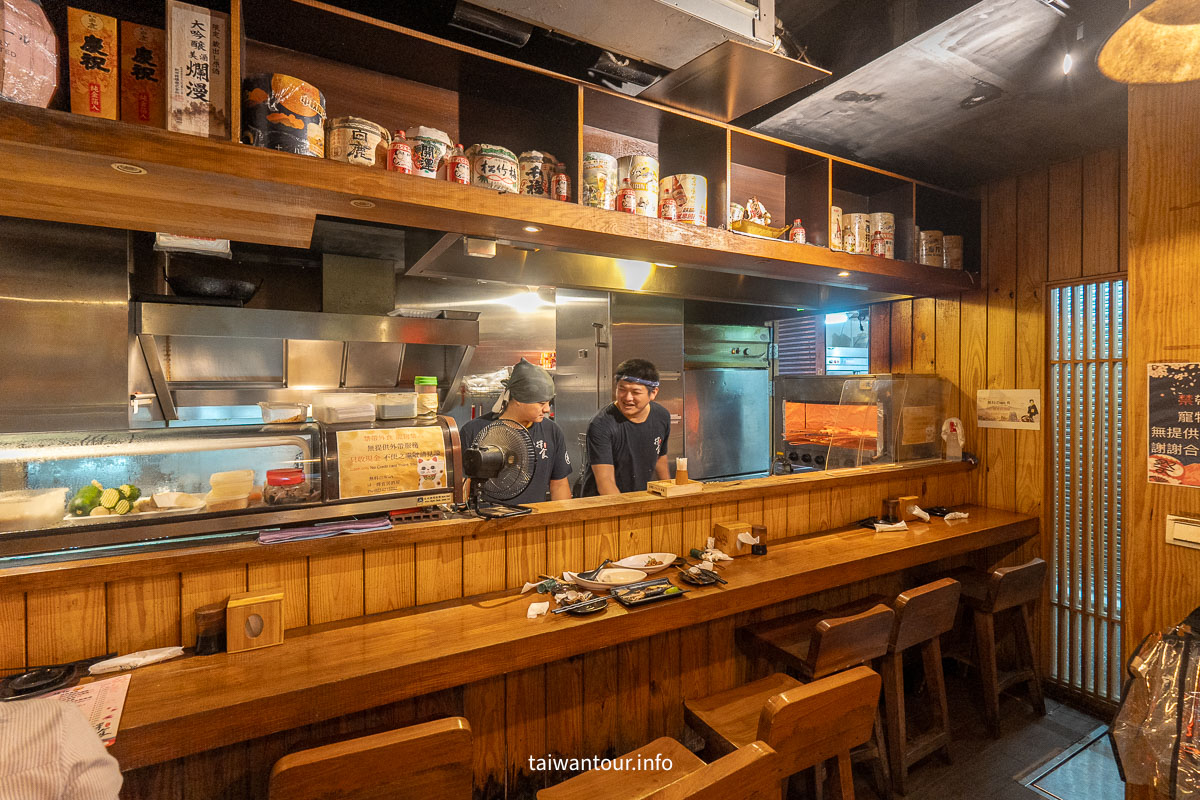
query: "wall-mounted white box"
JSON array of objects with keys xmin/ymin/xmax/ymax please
[{"xmin": 1165, "ymin": 515, "xmax": 1200, "ymax": 549}]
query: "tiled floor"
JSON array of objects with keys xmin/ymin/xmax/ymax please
[{"xmin": 847, "ymin": 668, "xmax": 1121, "ymax": 800}]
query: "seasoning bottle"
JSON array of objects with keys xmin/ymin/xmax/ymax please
[
  {"xmin": 676, "ymin": 457, "xmax": 689, "ymax": 485},
  {"xmin": 790, "ymin": 218, "xmax": 806, "ymax": 244},
  {"xmin": 616, "ymin": 178, "xmax": 636, "ymax": 213},
  {"xmin": 194, "ymin": 601, "xmax": 227, "ymax": 656},
  {"xmin": 552, "ymin": 162, "xmax": 571, "ymax": 201},
  {"xmin": 415, "ymin": 376, "xmax": 439, "ymax": 418},
  {"xmin": 659, "ymin": 195, "xmax": 678, "ymax": 221},
  {"xmin": 872, "ymin": 228, "xmax": 887, "ymax": 257},
  {"xmin": 386, "ymin": 130, "xmax": 413, "ymax": 174},
  {"xmin": 445, "ymin": 144, "xmax": 470, "ymax": 184},
  {"xmin": 264, "ymin": 468, "xmax": 311, "ymax": 506}
]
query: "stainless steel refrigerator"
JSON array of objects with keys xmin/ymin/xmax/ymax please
[{"xmin": 683, "ymin": 325, "xmax": 771, "ymax": 481}]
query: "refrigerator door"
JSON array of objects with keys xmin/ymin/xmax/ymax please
[
  {"xmin": 553, "ymin": 289, "xmax": 612, "ymax": 467},
  {"xmin": 684, "ymin": 369, "xmax": 770, "ymax": 480},
  {"xmin": 610, "ymin": 294, "xmax": 685, "ymax": 468}
]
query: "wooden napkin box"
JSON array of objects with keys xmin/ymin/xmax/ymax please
[{"xmin": 226, "ymin": 588, "xmax": 284, "ymax": 653}]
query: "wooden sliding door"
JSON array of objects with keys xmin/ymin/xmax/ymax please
[{"xmin": 1047, "ymin": 276, "xmax": 1125, "ymax": 709}]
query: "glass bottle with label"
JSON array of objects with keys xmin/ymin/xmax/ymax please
[{"xmin": 415, "ymin": 376, "xmax": 439, "ymax": 418}]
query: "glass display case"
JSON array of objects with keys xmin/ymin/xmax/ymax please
[
  {"xmin": 774, "ymin": 374, "xmax": 948, "ymax": 472},
  {"xmin": 0, "ymin": 418, "xmax": 465, "ymax": 559},
  {"xmin": 0, "ymin": 424, "xmax": 323, "ymax": 535}
]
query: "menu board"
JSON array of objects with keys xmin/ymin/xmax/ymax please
[
  {"xmin": 336, "ymin": 427, "xmax": 448, "ymax": 499},
  {"xmin": 1148, "ymin": 363, "xmax": 1200, "ymax": 487}
]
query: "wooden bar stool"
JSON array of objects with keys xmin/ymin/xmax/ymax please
[
  {"xmin": 736, "ymin": 603, "xmax": 895, "ymax": 798},
  {"xmin": 268, "ymin": 717, "xmax": 472, "ymax": 800},
  {"xmin": 880, "ymin": 578, "xmax": 961, "ymax": 795},
  {"xmin": 951, "ymin": 557, "xmax": 1048, "ymax": 738},
  {"xmin": 684, "ymin": 666, "xmax": 882, "ymax": 800},
  {"xmin": 538, "ymin": 739, "xmax": 783, "ymax": 800}
]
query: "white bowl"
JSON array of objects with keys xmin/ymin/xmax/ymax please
[
  {"xmin": 566, "ymin": 567, "xmax": 648, "ymax": 592},
  {"xmin": 614, "ymin": 553, "xmax": 676, "ymax": 575}
]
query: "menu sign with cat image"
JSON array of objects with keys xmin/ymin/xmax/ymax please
[{"xmin": 336, "ymin": 427, "xmax": 448, "ymax": 499}]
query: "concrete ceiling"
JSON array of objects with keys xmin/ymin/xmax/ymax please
[{"xmin": 755, "ymin": 0, "xmax": 1128, "ymax": 188}]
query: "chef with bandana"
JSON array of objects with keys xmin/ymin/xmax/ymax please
[
  {"xmin": 460, "ymin": 358, "xmax": 572, "ymax": 503},
  {"xmin": 581, "ymin": 358, "xmax": 672, "ymax": 495}
]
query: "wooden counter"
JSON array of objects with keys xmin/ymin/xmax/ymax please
[{"xmin": 110, "ymin": 504, "xmax": 1033, "ymax": 770}]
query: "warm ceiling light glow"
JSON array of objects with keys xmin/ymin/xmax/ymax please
[
  {"xmin": 1062, "ymin": 52, "xmax": 1073, "ymax": 74},
  {"xmin": 1098, "ymin": 0, "xmax": 1200, "ymax": 84},
  {"xmin": 652, "ymin": 263, "xmax": 677, "ymax": 269},
  {"xmin": 616, "ymin": 260, "xmax": 655, "ymax": 291},
  {"xmin": 350, "ymin": 199, "xmax": 376, "ymax": 209},
  {"xmin": 523, "ymin": 225, "xmax": 542, "ymax": 233},
  {"xmin": 825, "ymin": 312, "xmax": 849, "ymax": 325},
  {"xmin": 837, "ymin": 271, "xmax": 851, "ymax": 277},
  {"xmin": 111, "ymin": 163, "xmax": 147, "ymax": 174}
]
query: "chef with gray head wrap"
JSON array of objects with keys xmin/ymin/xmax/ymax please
[{"xmin": 461, "ymin": 359, "xmax": 573, "ymax": 503}]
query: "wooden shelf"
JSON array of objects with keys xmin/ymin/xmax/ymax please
[{"xmin": 0, "ymin": 104, "xmax": 976, "ymax": 298}]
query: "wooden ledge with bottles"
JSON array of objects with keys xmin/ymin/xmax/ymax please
[
  {"xmin": 0, "ymin": 0, "xmax": 979, "ymax": 304},
  {"xmin": 103, "ymin": 503, "xmax": 1035, "ymax": 771}
]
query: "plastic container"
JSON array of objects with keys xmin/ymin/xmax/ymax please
[
  {"xmin": 204, "ymin": 493, "xmax": 250, "ymax": 512},
  {"xmin": 376, "ymin": 392, "xmax": 418, "ymax": 419},
  {"xmin": 414, "ymin": 377, "xmax": 438, "ymax": 418},
  {"xmin": 312, "ymin": 393, "xmax": 376, "ymax": 424},
  {"xmin": 0, "ymin": 488, "xmax": 68, "ymax": 532},
  {"xmin": 208, "ymin": 469, "xmax": 254, "ymax": 501},
  {"xmin": 263, "ymin": 468, "xmax": 313, "ymax": 505},
  {"xmin": 258, "ymin": 401, "xmax": 307, "ymax": 424}
]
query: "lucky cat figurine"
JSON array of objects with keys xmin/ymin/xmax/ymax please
[{"xmin": 417, "ymin": 456, "xmax": 446, "ymax": 490}]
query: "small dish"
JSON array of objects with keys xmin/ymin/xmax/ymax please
[
  {"xmin": 565, "ymin": 567, "xmax": 648, "ymax": 592},
  {"xmin": 558, "ymin": 597, "xmax": 609, "ymax": 615},
  {"xmin": 614, "ymin": 553, "xmax": 676, "ymax": 575},
  {"xmin": 730, "ymin": 218, "xmax": 791, "ymax": 239},
  {"xmin": 676, "ymin": 568, "xmax": 720, "ymax": 586},
  {"xmin": 610, "ymin": 578, "xmax": 689, "ymax": 607}
]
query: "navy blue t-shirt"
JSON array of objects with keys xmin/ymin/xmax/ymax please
[
  {"xmin": 581, "ymin": 402, "xmax": 670, "ymax": 495},
  {"xmin": 460, "ymin": 414, "xmax": 572, "ymax": 504}
]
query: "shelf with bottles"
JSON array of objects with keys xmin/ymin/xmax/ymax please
[
  {"xmin": 831, "ymin": 160, "xmax": 915, "ymax": 262},
  {"xmin": 581, "ymin": 86, "xmax": 728, "ymax": 226},
  {"xmin": 728, "ymin": 130, "xmax": 829, "ymax": 248},
  {"xmin": 915, "ymin": 184, "xmax": 981, "ymax": 274}
]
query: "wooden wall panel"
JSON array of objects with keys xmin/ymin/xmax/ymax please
[
  {"xmin": 506, "ymin": 666, "xmax": 547, "ymax": 797},
  {"xmin": 1048, "ymin": 158, "xmax": 1083, "ymax": 282},
  {"xmin": 415, "ymin": 539, "xmax": 464, "ymax": 605},
  {"xmin": 27, "ymin": 584, "xmax": 106, "ymax": 665},
  {"xmin": 890, "ymin": 298, "xmax": 913, "ymax": 372},
  {"xmin": 935, "ymin": 297, "xmax": 961, "ymax": 419},
  {"xmin": 463, "ymin": 677, "xmax": 507, "ymax": 800},
  {"xmin": 651, "ymin": 510, "xmax": 683, "ymax": 558},
  {"xmin": 308, "ymin": 552, "xmax": 364, "ymax": 625},
  {"xmin": 985, "ymin": 178, "xmax": 1018, "ymax": 513},
  {"xmin": 870, "ymin": 302, "xmax": 892, "ymax": 372},
  {"xmin": 1127, "ymin": 81, "xmax": 1200, "ymax": 654},
  {"xmin": 1082, "ymin": 149, "xmax": 1120, "ymax": 277},
  {"xmin": 507, "ymin": 528, "xmax": 547, "ymax": 589},
  {"xmin": 584, "ymin": 517, "xmax": 619, "ymax": 567},
  {"xmin": 617, "ymin": 514, "xmax": 653, "ymax": 558},
  {"xmin": 107, "ymin": 574, "xmax": 180, "ymax": 654},
  {"xmin": 912, "ymin": 297, "xmax": 936, "ymax": 373},
  {"xmin": 0, "ymin": 590, "xmax": 25, "ymax": 672},
  {"xmin": 248, "ymin": 558, "xmax": 308, "ymax": 630},
  {"xmin": 1015, "ymin": 170, "xmax": 1049, "ymax": 522},
  {"xmin": 362, "ymin": 545, "xmax": 416, "ymax": 616},
  {"xmin": 180, "ymin": 566, "xmax": 246, "ymax": 648}
]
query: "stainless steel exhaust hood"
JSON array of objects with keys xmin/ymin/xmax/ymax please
[
  {"xmin": 132, "ymin": 302, "xmax": 478, "ymax": 422},
  {"xmin": 404, "ymin": 232, "xmax": 906, "ymax": 310}
]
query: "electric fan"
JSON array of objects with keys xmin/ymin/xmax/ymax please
[{"xmin": 463, "ymin": 419, "xmax": 536, "ymax": 518}]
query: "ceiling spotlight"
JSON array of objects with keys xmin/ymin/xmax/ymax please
[
  {"xmin": 837, "ymin": 271, "xmax": 851, "ymax": 277},
  {"xmin": 1062, "ymin": 52, "xmax": 1074, "ymax": 74},
  {"xmin": 111, "ymin": 163, "xmax": 147, "ymax": 175},
  {"xmin": 349, "ymin": 199, "xmax": 376, "ymax": 209},
  {"xmin": 522, "ymin": 225, "xmax": 541, "ymax": 233}
]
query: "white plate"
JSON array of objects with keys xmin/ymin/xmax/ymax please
[
  {"xmin": 63, "ymin": 499, "xmax": 206, "ymax": 525},
  {"xmin": 565, "ymin": 567, "xmax": 648, "ymax": 592},
  {"xmin": 614, "ymin": 553, "xmax": 676, "ymax": 575}
]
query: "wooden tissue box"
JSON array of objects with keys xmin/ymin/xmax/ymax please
[
  {"xmin": 647, "ymin": 479, "xmax": 703, "ymax": 497},
  {"xmin": 226, "ymin": 588, "xmax": 284, "ymax": 653}
]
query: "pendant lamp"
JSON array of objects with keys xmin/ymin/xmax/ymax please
[{"xmin": 1097, "ymin": 0, "xmax": 1200, "ymax": 84}]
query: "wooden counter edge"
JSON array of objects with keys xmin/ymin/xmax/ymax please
[
  {"xmin": 109, "ymin": 504, "xmax": 1031, "ymax": 770},
  {"xmin": 0, "ymin": 460, "xmax": 971, "ymax": 592}
]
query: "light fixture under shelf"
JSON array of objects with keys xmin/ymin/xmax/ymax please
[{"xmin": 1098, "ymin": 0, "xmax": 1200, "ymax": 84}]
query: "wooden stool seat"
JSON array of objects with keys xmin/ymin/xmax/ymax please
[
  {"xmin": 947, "ymin": 558, "xmax": 1048, "ymax": 738},
  {"xmin": 737, "ymin": 604, "xmax": 895, "ymax": 680},
  {"xmin": 684, "ymin": 667, "xmax": 882, "ymax": 800},
  {"xmin": 268, "ymin": 716, "xmax": 472, "ymax": 800},
  {"xmin": 880, "ymin": 578, "xmax": 961, "ymax": 795},
  {"xmin": 538, "ymin": 737, "xmax": 703, "ymax": 799}
]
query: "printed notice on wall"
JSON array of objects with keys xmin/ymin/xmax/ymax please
[
  {"xmin": 336, "ymin": 427, "xmax": 448, "ymax": 500},
  {"xmin": 976, "ymin": 389, "xmax": 1042, "ymax": 430},
  {"xmin": 1148, "ymin": 363, "xmax": 1200, "ymax": 487}
]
